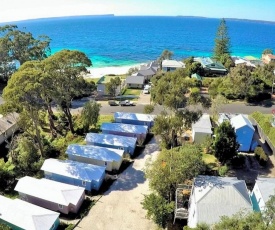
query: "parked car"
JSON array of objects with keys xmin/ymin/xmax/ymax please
[
  {"xmin": 119, "ymin": 100, "xmax": 135, "ymax": 106},
  {"xmin": 108, "ymin": 100, "xmax": 119, "ymax": 106},
  {"xmin": 143, "ymin": 88, "xmax": 150, "ymax": 94}
]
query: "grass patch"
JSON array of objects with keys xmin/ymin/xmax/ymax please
[
  {"xmin": 98, "ymin": 114, "xmax": 114, "ymax": 126},
  {"xmin": 123, "ymin": 89, "xmax": 142, "ymax": 96},
  {"xmin": 85, "ymin": 78, "xmax": 100, "ymax": 84},
  {"xmin": 202, "ymin": 153, "xmax": 219, "ymax": 170}
]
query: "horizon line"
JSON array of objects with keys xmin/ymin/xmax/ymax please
[{"xmin": 0, "ymin": 14, "xmax": 274, "ymax": 24}]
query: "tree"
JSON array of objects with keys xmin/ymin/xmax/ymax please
[
  {"xmin": 145, "ymin": 145, "xmax": 205, "ymax": 200},
  {"xmin": 2, "ymin": 65, "xmax": 46, "ymax": 156},
  {"xmin": 213, "ymin": 121, "xmax": 239, "ymax": 164},
  {"xmin": 143, "ymin": 104, "xmax": 154, "ymax": 114},
  {"xmin": 81, "ymin": 101, "xmax": 101, "ymax": 132},
  {"xmin": 0, "ymin": 158, "xmax": 15, "ymax": 192},
  {"xmin": 141, "ymin": 193, "xmax": 174, "ymax": 229},
  {"xmin": 44, "ymin": 49, "xmax": 92, "ymax": 133},
  {"xmin": 127, "ymin": 67, "xmax": 138, "ymax": 75},
  {"xmin": 105, "ymin": 77, "xmax": 121, "ymax": 97},
  {"xmin": 158, "ymin": 49, "xmax": 174, "ymax": 69},
  {"xmin": 262, "ymin": 49, "xmax": 273, "ymax": 55},
  {"xmin": 0, "ymin": 25, "xmax": 50, "ymax": 81},
  {"xmin": 214, "ymin": 19, "xmax": 230, "ymax": 61},
  {"xmin": 210, "ymin": 94, "xmax": 228, "ymax": 121}
]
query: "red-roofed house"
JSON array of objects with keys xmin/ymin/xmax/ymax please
[{"xmin": 262, "ymin": 53, "xmax": 275, "ymax": 64}]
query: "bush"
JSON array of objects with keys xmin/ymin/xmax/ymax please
[
  {"xmin": 218, "ymin": 165, "xmax": 229, "ymax": 176},
  {"xmin": 254, "ymin": 147, "xmax": 268, "ymax": 166},
  {"xmin": 202, "ymin": 78, "xmax": 214, "ymax": 87}
]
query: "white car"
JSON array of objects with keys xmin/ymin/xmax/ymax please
[{"xmin": 143, "ymin": 88, "xmax": 150, "ymax": 94}]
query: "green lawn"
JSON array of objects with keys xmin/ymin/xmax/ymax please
[
  {"xmin": 98, "ymin": 114, "xmax": 114, "ymax": 126},
  {"xmin": 202, "ymin": 153, "xmax": 219, "ymax": 170},
  {"xmin": 123, "ymin": 89, "xmax": 142, "ymax": 96}
]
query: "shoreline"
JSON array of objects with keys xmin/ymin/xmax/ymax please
[{"xmin": 85, "ymin": 63, "xmax": 143, "ymax": 78}]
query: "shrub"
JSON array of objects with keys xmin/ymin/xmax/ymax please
[
  {"xmin": 218, "ymin": 165, "xmax": 229, "ymax": 176},
  {"xmin": 202, "ymin": 78, "xmax": 214, "ymax": 87},
  {"xmin": 254, "ymin": 147, "xmax": 268, "ymax": 166}
]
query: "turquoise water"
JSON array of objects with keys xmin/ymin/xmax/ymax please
[{"xmin": 4, "ymin": 16, "xmax": 275, "ymax": 67}]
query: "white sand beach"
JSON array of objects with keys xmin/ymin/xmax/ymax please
[{"xmin": 85, "ymin": 64, "xmax": 142, "ymax": 79}]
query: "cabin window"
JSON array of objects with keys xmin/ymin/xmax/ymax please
[
  {"xmin": 82, "ymin": 181, "xmax": 86, "ymax": 186},
  {"xmin": 58, "ymin": 204, "xmax": 63, "ymax": 209},
  {"xmin": 50, "ymin": 223, "xmax": 55, "ymax": 230},
  {"xmin": 104, "ymin": 161, "xmax": 107, "ymax": 166},
  {"xmin": 119, "ymin": 147, "xmax": 124, "ymax": 150},
  {"xmin": 193, "ymin": 210, "xmax": 195, "ymax": 218}
]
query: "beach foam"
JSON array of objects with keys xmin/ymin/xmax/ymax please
[{"xmin": 85, "ymin": 64, "xmax": 143, "ymax": 78}]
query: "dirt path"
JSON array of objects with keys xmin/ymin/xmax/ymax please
[{"xmin": 75, "ymin": 138, "xmax": 159, "ymax": 230}]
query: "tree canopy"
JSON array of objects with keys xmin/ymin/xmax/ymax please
[{"xmin": 213, "ymin": 121, "xmax": 239, "ymax": 164}]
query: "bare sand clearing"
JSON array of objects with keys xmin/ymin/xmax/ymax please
[{"xmin": 85, "ymin": 64, "xmax": 143, "ymax": 78}]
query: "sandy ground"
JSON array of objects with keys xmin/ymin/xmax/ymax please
[
  {"xmin": 85, "ymin": 64, "xmax": 142, "ymax": 78},
  {"xmin": 75, "ymin": 138, "xmax": 159, "ymax": 230}
]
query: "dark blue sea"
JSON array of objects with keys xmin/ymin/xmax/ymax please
[{"xmin": 2, "ymin": 16, "xmax": 275, "ymax": 67}]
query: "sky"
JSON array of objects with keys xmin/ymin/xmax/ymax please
[{"xmin": 0, "ymin": 0, "xmax": 275, "ymax": 23}]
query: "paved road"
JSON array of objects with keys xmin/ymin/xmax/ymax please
[
  {"xmin": 71, "ymin": 98, "xmax": 275, "ymax": 115},
  {"xmin": 76, "ymin": 138, "xmax": 159, "ymax": 230}
]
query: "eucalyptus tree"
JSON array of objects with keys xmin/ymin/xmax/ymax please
[
  {"xmin": 2, "ymin": 64, "xmax": 46, "ymax": 156},
  {"xmin": 44, "ymin": 50, "xmax": 92, "ymax": 133},
  {"xmin": 150, "ymin": 70, "xmax": 211, "ymax": 148},
  {"xmin": 0, "ymin": 25, "xmax": 50, "ymax": 80}
]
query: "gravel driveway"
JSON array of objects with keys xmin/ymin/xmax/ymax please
[{"xmin": 75, "ymin": 138, "xmax": 159, "ymax": 230}]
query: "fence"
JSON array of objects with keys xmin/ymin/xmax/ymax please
[{"xmin": 249, "ymin": 117, "xmax": 275, "ymax": 156}]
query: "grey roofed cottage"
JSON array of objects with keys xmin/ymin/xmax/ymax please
[
  {"xmin": 191, "ymin": 114, "xmax": 212, "ymax": 144},
  {"xmin": 162, "ymin": 60, "xmax": 185, "ymax": 72},
  {"xmin": 137, "ymin": 68, "xmax": 156, "ymax": 80},
  {"xmin": 101, "ymin": 122, "xmax": 148, "ymax": 145},
  {"xmin": 0, "ymin": 112, "xmax": 19, "ymax": 145},
  {"xmin": 0, "ymin": 195, "xmax": 60, "ymax": 230},
  {"xmin": 251, "ymin": 178, "xmax": 275, "ymax": 212},
  {"xmin": 15, "ymin": 176, "xmax": 85, "ymax": 214},
  {"xmin": 66, "ymin": 144, "xmax": 124, "ymax": 171},
  {"xmin": 114, "ymin": 112, "xmax": 156, "ymax": 128},
  {"xmin": 41, "ymin": 158, "xmax": 106, "ymax": 191},
  {"xmin": 125, "ymin": 75, "xmax": 145, "ymax": 88},
  {"xmin": 187, "ymin": 176, "xmax": 252, "ymax": 228},
  {"xmin": 85, "ymin": 133, "xmax": 137, "ymax": 156}
]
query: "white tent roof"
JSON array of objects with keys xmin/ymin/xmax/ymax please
[
  {"xmin": 85, "ymin": 133, "xmax": 137, "ymax": 148},
  {"xmin": 162, "ymin": 60, "xmax": 185, "ymax": 68},
  {"xmin": 101, "ymin": 122, "xmax": 148, "ymax": 134},
  {"xmin": 192, "ymin": 114, "xmax": 212, "ymax": 134},
  {"xmin": 192, "ymin": 176, "xmax": 252, "ymax": 225},
  {"xmin": 114, "ymin": 112, "xmax": 156, "ymax": 122},
  {"xmin": 231, "ymin": 114, "xmax": 255, "ymax": 131},
  {"xmin": 15, "ymin": 176, "xmax": 85, "ymax": 206},
  {"xmin": 66, "ymin": 144, "xmax": 124, "ymax": 162},
  {"xmin": 41, "ymin": 158, "xmax": 106, "ymax": 182},
  {"xmin": 255, "ymin": 178, "xmax": 275, "ymax": 204},
  {"xmin": 0, "ymin": 195, "xmax": 59, "ymax": 230}
]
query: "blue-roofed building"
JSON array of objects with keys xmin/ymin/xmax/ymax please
[
  {"xmin": 230, "ymin": 114, "xmax": 255, "ymax": 152},
  {"xmin": 66, "ymin": 144, "xmax": 124, "ymax": 171},
  {"xmin": 194, "ymin": 57, "xmax": 227, "ymax": 75},
  {"xmin": 41, "ymin": 159, "xmax": 106, "ymax": 191},
  {"xmin": 114, "ymin": 112, "xmax": 155, "ymax": 129},
  {"xmin": 101, "ymin": 122, "xmax": 148, "ymax": 145},
  {"xmin": 85, "ymin": 133, "xmax": 137, "ymax": 156}
]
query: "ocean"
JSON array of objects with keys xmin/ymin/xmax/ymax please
[{"xmin": 2, "ymin": 16, "xmax": 275, "ymax": 67}]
